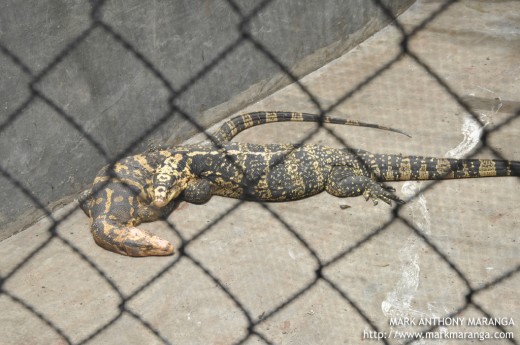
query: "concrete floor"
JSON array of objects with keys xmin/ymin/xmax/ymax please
[{"xmin": 1, "ymin": 1, "xmax": 519, "ymax": 344}]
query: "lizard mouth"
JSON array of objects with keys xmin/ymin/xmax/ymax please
[
  {"xmin": 153, "ymin": 188, "xmax": 183, "ymax": 208},
  {"xmin": 153, "ymin": 198, "xmax": 167, "ymax": 208}
]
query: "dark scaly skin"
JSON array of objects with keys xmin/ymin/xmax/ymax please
[
  {"xmin": 151, "ymin": 111, "xmax": 410, "ymax": 206},
  {"xmin": 146, "ymin": 111, "xmax": 410, "ymax": 153},
  {"xmin": 152, "ymin": 145, "xmax": 520, "ymax": 208},
  {"xmin": 78, "ymin": 151, "xmax": 178, "ymax": 256},
  {"xmin": 208, "ymin": 111, "xmax": 411, "ymax": 144},
  {"xmin": 80, "ymin": 111, "xmax": 407, "ymax": 256},
  {"xmin": 327, "ymin": 149, "xmax": 520, "ymax": 204}
]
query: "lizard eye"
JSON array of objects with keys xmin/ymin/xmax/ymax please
[{"xmin": 153, "ymin": 173, "xmax": 175, "ymax": 188}]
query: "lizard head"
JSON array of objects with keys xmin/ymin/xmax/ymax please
[
  {"xmin": 152, "ymin": 154, "xmax": 189, "ymax": 207},
  {"xmin": 152, "ymin": 173, "xmax": 184, "ymax": 207}
]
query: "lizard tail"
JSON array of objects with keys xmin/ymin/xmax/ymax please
[
  {"xmin": 364, "ymin": 154, "xmax": 520, "ymax": 181},
  {"xmin": 510, "ymin": 160, "xmax": 520, "ymax": 176},
  {"xmin": 211, "ymin": 111, "xmax": 410, "ymax": 145},
  {"xmin": 91, "ymin": 218, "xmax": 174, "ymax": 256}
]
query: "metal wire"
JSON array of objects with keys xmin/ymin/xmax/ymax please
[{"xmin": 0, "ymin": 0, "xmax": 518, "ymax": 344}]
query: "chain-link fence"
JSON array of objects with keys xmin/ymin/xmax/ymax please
[{"xmin": 1, "ymin": 0, "xmax": 519, "ymax": 344}]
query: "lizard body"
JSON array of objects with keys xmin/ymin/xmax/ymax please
[
  {"xmin": 153, "ymin": 144, "xmax": 520, "ymax": 208},
  {"xmin": 80, "ymin": 111, "xmax": 407, "ymax": 256}
]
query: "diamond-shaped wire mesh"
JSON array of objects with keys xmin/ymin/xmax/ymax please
[{"xmin": 1, "ymin": 0, "xmax": 519, "ymax": 344}]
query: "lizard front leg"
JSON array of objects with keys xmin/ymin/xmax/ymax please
[{"xmin": 181, "ymin": 179, "xmax": 213, "ymax": 204}]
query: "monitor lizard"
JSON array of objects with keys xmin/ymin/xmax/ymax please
[{"xmin": 79, "ymin": 111, "xmax": 409, "ymax": 256}]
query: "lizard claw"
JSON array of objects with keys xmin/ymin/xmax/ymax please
[
  {"xmin": 363, "ymin": 190, "xmax": 378, "ymax": 205},
  {"xmin": 382, "ymin": 185, "xmax": 396, "ymax": 193},
  {"xmin": 364, "ymin": 183, "xmax": 404, "ymax": 206}
]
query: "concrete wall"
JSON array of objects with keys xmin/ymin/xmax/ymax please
[{"xmin": 0, "ymin": 0, "xmax": 414, "ymax": 240}]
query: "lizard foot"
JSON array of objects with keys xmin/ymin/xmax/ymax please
[{"xmin": 363, "ymin": 183, "xmax": 404, "ymax": 206}]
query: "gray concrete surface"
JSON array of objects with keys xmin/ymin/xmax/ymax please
[
  {"xmin": 1, "ymin": 1, "xmax": 519, "ymax": 344},
  {"xmin": 0, "ymin": 0, "xmax": 414, "ymax": 240}
]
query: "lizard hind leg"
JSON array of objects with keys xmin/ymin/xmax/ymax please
[
  {"xmin": 326, "ymin": 170, "xmax": 404, "ymax": 206},
  {"xmin": 91, "ymin": 218, "xmax": 174, "ymax": 256}
]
